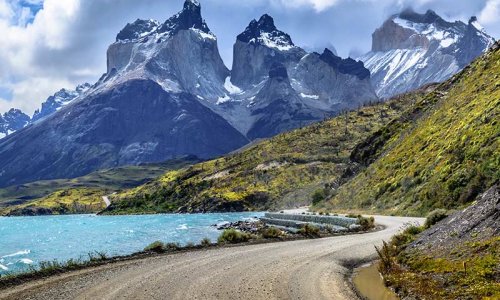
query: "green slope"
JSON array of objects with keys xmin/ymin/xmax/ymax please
[
  {"xmin": 105, "ymin": 89, "xmax": 429, "ymax": 214},
  {"xmin": 323, "ymin": 42, "xmax": 500, "ymax": 216}
]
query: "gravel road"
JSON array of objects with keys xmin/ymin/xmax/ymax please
[{"xmin": 0, "ymin": 215, "xmax": 423, "ymax": 300}]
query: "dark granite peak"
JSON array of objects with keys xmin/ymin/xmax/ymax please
[
  {"xmin": 397, "ymin": 9, "xmax": 451, "ymax": 27},
  {"xmin": 116, "ymin": 19, "xmax": 159, "ymax": 41},
  {"xmin": 319, "ymin": 48, "xmax": 370, "ymax": 80},
  {"xmin": 158, "ymin": 0, "xmax": 210, "ymax": 35},
  {"xmin": 117, "ymin": 1, "xmax": 210, "ymax": 42}
]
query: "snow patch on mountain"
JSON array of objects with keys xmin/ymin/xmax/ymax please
[
  {"xmin": 254, "ymin": 32, "xmax": 295, "ymax": 51},
  {"xmin": 191, "ymin": 28, "xmax": 216, "ymax": 41},
  {"xmin": 300, "ymin": 93, "xmax": 320, "ymax": 100},
  {"xmin": 224, "ymin": 77, "xmax": 242, "ymax": 94},
  {"xmin": 393, "ymin": 17, "xmax": 459, "ymax": 48}
]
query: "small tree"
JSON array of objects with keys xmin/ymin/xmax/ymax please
[{"xmin": 311, "ymin": 189, "xmax": 326, "ymax": 205}]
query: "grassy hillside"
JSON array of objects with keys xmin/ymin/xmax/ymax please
[
  {"xmin": 0, "ymin": 157, "xmax": 198, "ymax": 215},
  {"xmin": 2, "ymin": 188, "xmax": 107, "ymax": 216},
  {"xmin": 105, "ymin": 90, "xmax": 429, "ymax": 214},
  {"xmin": 322, "ymin": 42, "xmax": 500, "ymax": 216}
]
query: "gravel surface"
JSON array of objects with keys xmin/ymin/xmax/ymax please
[{"xmin": 0, "ymin": 215, "xmax": 423, "ymax": 300}]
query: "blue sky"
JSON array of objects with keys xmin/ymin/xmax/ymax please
[{"xmin": 0, "ymin": 0, "xmax": 498, "ymax": 114}]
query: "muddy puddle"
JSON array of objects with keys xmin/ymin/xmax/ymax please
[{"xmin": 353, "ymin": 262, "xmax": 399, "ymax": 300}]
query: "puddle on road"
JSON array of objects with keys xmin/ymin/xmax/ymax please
[{"xmin": 353, "ymin": 262, "xmax": 399, "ymax": 300}]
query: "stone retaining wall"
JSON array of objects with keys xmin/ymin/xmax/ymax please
[{"xmin": 264, "ymin": 213, "xmax": 358, "ymax": 228}]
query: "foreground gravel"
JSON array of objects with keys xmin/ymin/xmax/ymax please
[{"xmin": 0, "ymin": 215, "xmax": 423, "ymax": 300}]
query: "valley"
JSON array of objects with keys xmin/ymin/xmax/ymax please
[{"xmin": 0, "ymin": 1, "xmax": 498, "ymax": 299}]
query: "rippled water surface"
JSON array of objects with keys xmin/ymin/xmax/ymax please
[{"xmin": 0, "ymin": 212, "xmax": 263, "ymax": 274}]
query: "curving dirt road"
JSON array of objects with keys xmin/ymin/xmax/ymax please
[{"xmin": 0, "ymin": 216, "xmax": 423, "ymax": 300}]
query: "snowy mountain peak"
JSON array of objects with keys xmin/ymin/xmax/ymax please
[
  {"xmin": 116, "ymin": 0, "xmax": 210, "ymax": 43},
  {"xmin": 32, "ymin": 83, "xmax": 91, "ymax": 122},
  {"xmin": 184, "ymin": 0, "xmax": 201, "ymax": 9},
  {"xmin": 469, "ymin": 16, "xmax": 486, "ymax": 33},
  {"xmin": 361, "ymin": 9, "xmax": 495, "ymax": 99},
  {"xmin": 371, "ymin": 9, "xmax": 491, "ymax": 52},
  {"xmin": 0, "ymin": 108, "xmax": 30, "ymax": 138},
  {"xmin": 237, "ymin": 14, "xmax": 295, "ymax": 51}
]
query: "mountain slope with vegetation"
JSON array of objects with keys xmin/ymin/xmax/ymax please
[
  {"xmin": 323, "ymin": 41, "xmax": 499, "ymax": 216},
  {"xmin": 108, "ymin": 42, "xmax": 499, "ymax": 216},
  {"xmin": 105, "ymin": 90, "xmax": 429, "ymax": 214},
  {"xmin": 0, "ymin": 157, "xmax": 198, "ymax": 215}
]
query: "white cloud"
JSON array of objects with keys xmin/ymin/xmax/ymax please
[
  {"xmin": 479, "ymin": 0, "xmax": 500, "ymax": 24},
  {"xmin": 272, "ymin": 0, "xmax": 341, "ymax": 12},
  {"xmin": 0, "ymin": 0, "xmax": 83, "ymax": 115}
]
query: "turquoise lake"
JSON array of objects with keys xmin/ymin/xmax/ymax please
[{"xmin": 0, "ymin": 212, "xmax": 264, "ymax": 274}]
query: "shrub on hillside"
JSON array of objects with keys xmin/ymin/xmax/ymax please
[
  {"xmin": 425, "ymin": 209, "xmax": 449, "ymax": 228},
  {"xmin": 311, "ymin": 189, "xmax": 327, "ymax": 205}
]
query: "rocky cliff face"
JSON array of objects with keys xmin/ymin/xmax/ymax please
[
  {"xmin": 247, "ymin": 63, "xmax": 323, "ymax": 139},
  {"xmin": 105, "ymin": 0, "xmax": 228, "ymax": 101},
  {"xmin": 221, "ymin": 16, "xmax": 377, "ymax": 138},
  {"xmin": 409, "ymin": 185, "xmax": 499, "ymax": 254},
  {"xmin": 361, "ymin": 9, "xmax": 495, "ymax": 99}
]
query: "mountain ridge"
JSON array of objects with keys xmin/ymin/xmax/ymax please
[{"xmin": 0, "ymin": 0, "xmax": 378, "ymax": 187}]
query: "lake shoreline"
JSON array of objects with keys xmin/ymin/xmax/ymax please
[{"xmin": 0, "ymin": 223, "xmax": 384, "ymax": 289}]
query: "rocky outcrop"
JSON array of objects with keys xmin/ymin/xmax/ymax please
[
  {"xmin": 408, "ymin": 184, "xmax": 499, "ymax": 254},
  {"xmin": 361, "ymin": 9, "xmax": 495, "ymax": 99}
]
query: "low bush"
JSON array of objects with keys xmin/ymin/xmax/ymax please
[
  {"xmin": 164, "ymin": 242, "xmax": 181, "ymax": 251},
  {"xmin": 424, "ymin": 209, "xmax": 449, "ymax": 228},
  {"xmin": 217, "ymin": 229, "xmax": 251, "ymax": 244},
  {"xmin": 298, "ymin": 224, "xmax": 320, "ymax": 238},
  {"xmin": 346, "ymin": 213, "xmax": 361, "ymax": 218},
  {"xmin": 312, "ymin": 189, "xmax": 327, "ymax": 205},
  {"xmin": 358, "ymin": 216, "xmax": 375, "ymax": 230},
  {"xmin": 144, "ymin": 241, "xmax": 165, "ymax": 253},
  {"xmin": 262, "ymin": 227, "xmax": 282, "ymax": 239},
  {"xmin": 200, "ymin": 237, "xmax": 211, "ymax": 247},
  {"xmin": 324, "ymin": 225, "xmax": 335, "ymax": 234}
]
